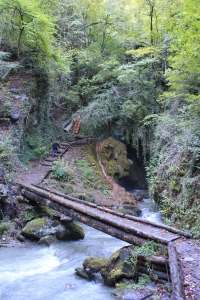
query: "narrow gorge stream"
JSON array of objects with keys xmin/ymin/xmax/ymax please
[
  {"xmin": 0, "ymin": 197, "xmax": 162, "ymax": 300},
  {"xmin": 131, "ymin": 190, "xmax": 162, "ymax": 224},
  {"xmin": 0, "ymin": 224, "xmax": 129, "ymax": 300}
]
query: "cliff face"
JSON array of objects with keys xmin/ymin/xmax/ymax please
[{"xmin": 147, "ymin": 112, "xmax": 200, "ymax": 237}]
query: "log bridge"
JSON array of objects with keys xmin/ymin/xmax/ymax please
[
  {"xmin": 20, "ymin": 141, "xmax": 193, "ymax": 299},
  {"xmin": 21, "ymin": 183, "xmax": 192, "ymax": 298}
]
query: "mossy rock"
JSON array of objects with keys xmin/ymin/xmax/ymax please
[
  {"xmin": 83, "ymin": 257, "xmax": 108, "ymax": 273},
  {"xmin": 38, "ymin": 235, "xmax": 58, "ymax": 246},
  {"xmin": 75, "ymin": 267, "xmax": 94, "ymax": 280},
  {"xmin": 101, "ymin": 246, "xmax": 136, "ymax": 286},
  {"xmin": 21, "ymin": 217, "xmax": 85, "ymax": 241},
  {"xmin": 100, "ymin": 138, "xmax": 132, "ymax": 181},
  {"xmin": 60, "ymin": 220, "xmax": 85, "ymax": 240}
]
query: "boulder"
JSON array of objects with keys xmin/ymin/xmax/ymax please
[
  {"xmin": 121, "ymin": 204, "xmax": 142, "ymax": 216},
  {"xmin": 75, "ymin": 267, "xmax": 94, "ymax": 280},
  {"xmin": 38, "ymin": 235, "xmax": 58, "ymax": 246},
  {"xmin": 81, "ymin": 248, "xmax": 132, "ymax": 286},
  {"xmin": 101, "ymin": 247, "xmax": 134, "ymax": 286},
  {"xmin": 100, "ymin": 138, "xmax": 132, "ymax": 181},
  {"xmin": 21, "ymin": 217, "xmax": 85, "ymax": 241},
  {"xmin": 83, "ymin": 257, "xmax": 108, "ymax": 273}
]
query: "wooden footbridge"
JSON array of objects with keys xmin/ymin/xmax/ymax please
[
  {"xmin": 19, "ymin": 140, "xmax": 195, "ymax": 299},
  {"xmin": 21, "ymin": 183, "xmax": 192, "ymax": 246}
]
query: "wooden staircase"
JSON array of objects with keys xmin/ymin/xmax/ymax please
[{"xmin": 41, "ymin": 142, "xmax": 71, "ymax": 167}]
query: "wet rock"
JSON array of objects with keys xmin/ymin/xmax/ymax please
[
  {"xmin": 122, "ymin": 204, "xmax": 142, "ymax": 216},
  {"xmin": 17, "ymin": 234, "xmax": 26, "ymax": 242},
  {"xmin": 21, "ymin": 217, "xmax": 85, "ymax": 241},
  {"xmin": 134, "ymin": 190, "xmax": 149, "ymax": 201},
  {"xmin": 38, "ymin": 235, "xmax": 58, "ymax": 246},
  {"xmin": 101, "ymin": 248, "xmax": 128, "ymax": 286},
  {"xmin": 112, "ymin": 287, "xmax": 153, "ymax": 300},
  {"xmin": 75, "ymin": 267, "xmax": 94, "ymax": 280},
  {"xmin": 83, "ymin": 257, "xmax": 108, "ymax": 273}
]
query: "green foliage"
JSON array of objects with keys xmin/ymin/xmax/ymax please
[
  {"xmin": 1, "ymin": 101, "xmax": 12, "ymax": 118},
  {"xmin": 0, "ymin": 219, "xmax": 11, "ymax": 234},
  {"xmin": 76, "ymin": 157, "xmax": 109, "ymax": 191},
  {"xmin": 51, "ymin": 159, "xmax": 74, "ymax": 182},
  {"xmin": 0, "ymin": 136, "xmax": 16, "ymax": 164},
  {"xmin": 135, "ymin": 241, "xmax": 167, "ymax": 258},
  {"xmin": 40, "ymin": 205, "xmax": 60, "ymax": 218},
  {"xmin": 116, "ymin": 274, "xmax": 151, "ymax": 291},
  {"xmin": 124, "ymin": 252, "xmax": 137, "ymax": 275},
  {"xmin": 20, "ymin": 206, "xmax": 41, "ymax": 223},
  {"xmin": 130, "ymin": 274, "xmax": 151, "ymax": 289},
  {"xmin": 0, "ymin": 0, "xmax": 71, "ymax": 74},
  {"xmin": 22, "ymin": 135, "xmax": 49, "ymax": 161}
]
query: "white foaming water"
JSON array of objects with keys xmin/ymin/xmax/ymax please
[
  {"xmin": 129, "ymin": 189, "xmax": 163, "ymax": 224},
  {"xmin": 138, "ymin": 199, "xmax": 162, "ymax": 224}
]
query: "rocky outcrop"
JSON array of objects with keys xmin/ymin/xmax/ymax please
[
  {"xmin": 99, "ymin": 138, "xmax": 132, "ymax": 182},
  {"xmin": 21, "ymin": 217, "xmax": 85, "ymax": 242},
  {"xmin": 75, "ymin": 247, "xmax": 130, "ymax": 286},
  {"xmin": 76, "ymin": 244, "xmax": 170, "ymax": 286}
]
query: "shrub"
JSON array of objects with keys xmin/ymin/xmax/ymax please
[
  {"xmin": 76, "ymin": 158, "xmax": 109, "ymax": 190},
  {"xmin": 51, "ymin": 159, "xmax": 74, "ymax": 182},
  {"xmin": 0, "ymin": 136, "xmax": 16, "ymax": 163},
  {"xmin": 0, "ymin": 219, "xmax": 11, "ymax": 234}
]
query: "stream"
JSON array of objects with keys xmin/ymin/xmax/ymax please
[
  {"xmin": 131, "ymin": 189, "xmax": 162, "ymax": 224},
  {"xmin": 0, "ymin": 224, "xmax": 129, "ymax": 300},
  {"xmin": 0, "ymin": 191, "xmax": 162, "ymax": 300}
]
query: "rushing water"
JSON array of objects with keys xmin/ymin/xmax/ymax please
[
  {"xmin": 0, "ymin": 224, "xmax": 129, "ymax": 300},
  {"xmin": 128, "ymin": 189, "xmax": 162, "ymax": 224},
  {"xmin": 0, "ymin": 187, "xmax": 162, "ymax": 300}
]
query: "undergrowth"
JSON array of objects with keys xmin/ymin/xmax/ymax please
[
  {"xmin": 76, "ymin": 157, "xmax": 109, "ymax": 191},
  {"xmin": 0, "ymin": 219, "xmax": 11, "ymax": 235},
  {"xmin": 51, "ymin": 159, "xmax": 75, "ymax": 182}
]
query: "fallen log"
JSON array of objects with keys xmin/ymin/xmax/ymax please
[
  {"xmin": 22, "ymin": 189, "xmax": 147, "ymax": 246},
  {"xmin": 168, "ymin": 242, "xmax": 185, "ymax": 300},
  {"xmin": 31, "ymin": 184, "xmax": 99, "ymax": 209}
]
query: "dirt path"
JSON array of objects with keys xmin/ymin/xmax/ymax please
[{"xmin": 174, "ymin": 239, "xmax": 200, "ymax": 300}]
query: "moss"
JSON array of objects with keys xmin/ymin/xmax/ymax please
[
  {"xmin": 66, "ymin": 221, "xmax": 85, "ymax": 239},
  {"xmin": 22, "ymin": 217, "xmax": 47, "ymax": 233},
  {"xmin": 83, "ymin": 257, "xmax": 108, "ymax": 273},
  {"xmin": 100, "ymin": 138, "xmax": 132, "ymax": 182}
]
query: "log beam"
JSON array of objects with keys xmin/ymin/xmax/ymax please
[
  {"xmin": 22, "ymin": 189, "xmax": 147, "ymax": 246},
  {"xmin": 168, "ymin": 242, "xmax": 185, "ymax": 300}
]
